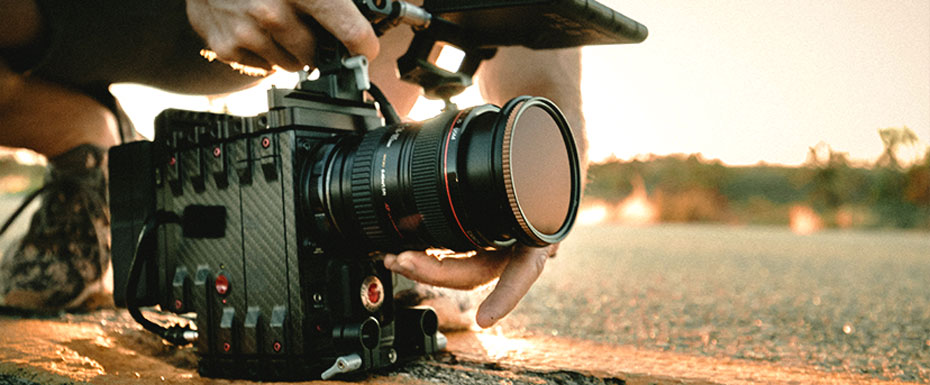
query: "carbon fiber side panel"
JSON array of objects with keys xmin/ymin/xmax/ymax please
[
  {"xmin": 278, "ymin": 132, "xmax": 306, "ymax": 356},
  {"xmin": 239, "ymin": 132, "xmax": 286, "ymax": 355},
  {"xmin": 161, "ymin": 143, "xmax": 246, "ymax": 357}
]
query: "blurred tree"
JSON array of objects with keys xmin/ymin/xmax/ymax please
[
  {"xmin": 583, "ymin": 145, "xmax": 928, "ymax": 229},
  {"xmin": 902, "ymin": 149, "xmax": 930, "ymax": 228},
  {"xmin": 876, "ymin": 126, "xmax": 919, "ymax": 170},
  {"xmin": 585, "ymin": 157, "xmax": 638, "ymax": 203},
  {"xmin": 802, "ymin": 142, "xmax": 854, "ymax": 217},
  {"xmin": 869, "ymin": 168, "xmax": 914, "ymax": 228},
  {"xmin": 904, "ymin": 149, "xmax": 930, "ymax": 206},
  {"xmin": 870, "ymin": 128, "xmax": 926, "ymax": 228}
]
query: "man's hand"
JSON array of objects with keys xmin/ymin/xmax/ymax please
[
  {"xmin": 185, "ymin": 0, "xmax": 379, "ymax": 72},
  {"xmin": 383, "ymin": 244, "xmax": 557, "ymax": 328}
]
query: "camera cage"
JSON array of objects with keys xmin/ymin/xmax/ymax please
[{"xmin": 108, "ymin": 0, "xmax": 646, "ymax": 380}]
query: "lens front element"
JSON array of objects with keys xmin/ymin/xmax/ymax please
[{"xmin": 501, "ymin": 98, "xmax": 578, "ymax": 244}]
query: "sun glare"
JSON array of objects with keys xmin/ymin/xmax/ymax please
[
  {"xmin": 0, "ymin": 175, "xmax": 30, "ymax": 194},
  {"xmin": 789, "ymin": 205, "xmax": 823, "ymax": 235},
  {"xmin": 617, "ymin": 194, "xmax": 657, "ymax": 225},
  {"xmin": 577, "ymin": 175, "xmax": 658, "ymax": 226},
  {"xmin": 475, "ymin": 331, "xmax": 536, "ymax": 360},
  {"xmin": 616, "ymin": 175, "xmax": 657, "ymax": 225},
  {"xmin": 577, "ymin": 202, "xmax": 609, "ymax": 225}
]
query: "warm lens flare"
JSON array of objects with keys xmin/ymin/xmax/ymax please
[
  {"xmin": 789, "ymin": 205, "xmax": 823, "ymax": 234},
  {"xmin": 616, "ymin": 195, "xmax": 657, "ymax": 225},
  {"xmin": 577, "ymin": 202, "xmax": 610, "ymax": 225},
  {"xmin": 475, "ymin": 330, "xmax": 537, "ymax": 360},
  {"xmin": 424, "ymin": 248, "xmax": 477, "ymax": 259},
  {"xmin": 199, "ymin": 49, "xmax": 270, "ymax": 77},
  {"xmin": 0, "ymin": 175, "xmax": 31, "ymax": 194},
  {"xmin": 577, "ymin": 175, "xmax": 657, "ymax": 226},
  {"xmin": 617, "ymin": 175, "xmax": 657, "ymax": 225}
]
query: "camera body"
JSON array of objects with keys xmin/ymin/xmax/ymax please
[
  {"xmin": 110, "ymin": 90, "xmax": 436, "ymax": 379},
  {"xmin": 108, "ymin": 0, "xmax": 646, "ymax": 380}
]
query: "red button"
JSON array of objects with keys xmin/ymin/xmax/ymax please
[
  {"xmin": 368, "ymin": 282, "xmax": 381, "ymax": 304},
  {"xmin": 215, "ymin": 274, "xmax": 229, "ymax": 295}
]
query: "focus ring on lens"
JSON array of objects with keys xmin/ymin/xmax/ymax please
[
  {"xmin": 410, "ymin": 114, "xmax": 471, "ymax": 251},
  {"xmin": 350, "ymin": 131, "xmax": 391, "ymax": 247}
]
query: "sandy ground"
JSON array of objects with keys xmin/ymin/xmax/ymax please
[{"xmin": 3, "ymin": 194, "xmax": 929, "ymax": 384}]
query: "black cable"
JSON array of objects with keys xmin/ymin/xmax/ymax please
[
  {"xmin": 126, "ymin": 210, "xmax": 194, "ymax": 346},
  {"xmin": 368, "ymin": 82, "xmax": 402, "ymax": 126},
  {"xmin": 0, "ymin": 186, "xmax": 45, "ymax": 238}
]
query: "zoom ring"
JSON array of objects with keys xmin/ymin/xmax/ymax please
[
  {"xmin": 350, "ymin": 131, "xmax": 391, "ymax": 248},
  {"xmin": 410, "ymin": 124, "xmax": 470, "ymax": 251}
]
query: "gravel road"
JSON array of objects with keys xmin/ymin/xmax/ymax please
[{"xmin": 499, "ymin": 224, "xmax": 930, "ymax": 383}]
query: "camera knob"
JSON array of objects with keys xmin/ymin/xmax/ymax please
[{"xmin": 320, "ymin": 353, "xmax": 363, "ymax": 380}]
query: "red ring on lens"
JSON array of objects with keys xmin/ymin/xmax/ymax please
[{"xmin": 442, "ymin": 110, "xmax": 480, "ymax": 248}]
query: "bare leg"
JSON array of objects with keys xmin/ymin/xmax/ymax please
[
  {"xmin": 0, "ymin": 64, "xmax": 119, "ymax": 157},
  {"xmin": 0, "ymin": 65, "xmax": 115, "ymax": 310}
]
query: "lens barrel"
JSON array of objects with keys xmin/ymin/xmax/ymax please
[{"xmin": 312, "ymin": 96, "xmax": 580, "ymax": 253}]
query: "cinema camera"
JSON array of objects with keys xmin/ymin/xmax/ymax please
[{"xmin": 108, "ymin": 0, "xmax": 646, "ymax": 380}]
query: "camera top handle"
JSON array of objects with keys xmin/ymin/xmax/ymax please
[{"xmin": 296, "ymin": 0, "xmax": 482, "ymax": 105}]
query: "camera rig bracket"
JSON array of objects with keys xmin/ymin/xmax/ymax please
[{"xmin": 108, "ymin": 0, "xmax": 646, "ymax": 381}]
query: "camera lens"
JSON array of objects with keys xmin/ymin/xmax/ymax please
[{"xmin": 311, "ymin": 96, "xmax": 580, "ymax": 252}]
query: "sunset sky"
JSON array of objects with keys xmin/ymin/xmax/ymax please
[
  {"xmin": 581, "ymin": 0, "xmax": 930, "ymax": 165},
  {"xmin": 112, "ymin": 0, "xmax": 930, "ymax": 166}
]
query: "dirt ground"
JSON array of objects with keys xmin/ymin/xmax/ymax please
[{"xmin": 0, "ymin": 309, "xmax": 921, "ymax": 385}]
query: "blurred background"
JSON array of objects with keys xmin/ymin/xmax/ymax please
[
  {"xmin": 1, "ymin": 0, "xmax": 928, "ymax": 383},
  {"xmin": 3, "ymin": 1, "xmax": 928, "ymax": 232},
  {"xmin": 576, "ymin": 0, "xmax": 930, "ymax": 233}
]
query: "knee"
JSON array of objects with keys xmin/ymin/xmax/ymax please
[{"xmin": 0, "ymin": 68, "xmax": 118, "ymax": 156}]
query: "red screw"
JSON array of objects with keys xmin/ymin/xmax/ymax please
[
  {"xmin": 174, "ymin": 299, "xmax": 183, "ymax": 310},
  {"xmin": 169, "ymin": 156, "xmax": 177, "ymax": 166},
  {"xmin": 273, "ymin": 341, "xmax": 282, "ymax": 352},
  {"xmin": 368, "ymin": 282, "xmax": 381, "ymax": 304},
  {"xmin": 213, "ymin": 147, "xmax": 221, "ymax": 157},
  {"xmin": 261, "ymin": 137, "xmax": 271, "ymax": 148},
  {"xmin": 223, "ymin": 342, "xmax": 231, "ymax": 352}
]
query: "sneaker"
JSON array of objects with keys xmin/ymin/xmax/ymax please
[{"xmin": 0, "ymin": 144, "xmax": 112, "ymax": 311}]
